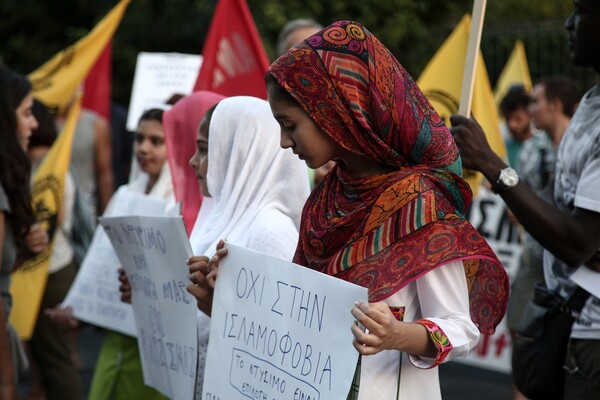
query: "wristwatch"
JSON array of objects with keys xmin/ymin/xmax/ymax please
[{"xmin": 492, "ymin": 167, "xmax": 519, "ymax": 194}]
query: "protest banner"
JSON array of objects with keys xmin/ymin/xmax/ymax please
[
  {"xmin": 126, "ymin": 52, "xmax": 202, "ymax": 131},
  {"xmin": 28, "ymin": 0, "xmax": 130, "ymax": 114},
  {"xmin": 493, "ymin": 40, "xmax": 532, "ymax": 106},
  {"xmin": 63, "ymin": 188, "xmax": 169, "ymax": 336},
  {"xmin": 202, "ymin": 243, "xmax": 368, "ymax": 400},
  {"xmin": 101, "ymin": 215, "xmax": 197, "ymax": 400}
]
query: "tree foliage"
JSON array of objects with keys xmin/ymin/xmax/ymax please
[{"xmin": 0, "ymin": 0, "xmax": 578, "ymax": 106}]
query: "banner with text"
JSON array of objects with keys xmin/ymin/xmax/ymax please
[
  {"xmin": 202, "ymin": 243, "xmax": 368, "ymax": 400},
  {"xmin": 63, "ymin": 188, "xmax": 168, "ymax": 336},
  {"xmin": 101, "ymin": 215, "xmax": 197, "ymax": 400},
  {"xmin": 126, "ymin": 52, "xmax": 202, "ymax": 131}
]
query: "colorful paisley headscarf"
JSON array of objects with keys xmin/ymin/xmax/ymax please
[{"xmin": 268, "ymin": 21, "xmax": 508, "ymax": 334}]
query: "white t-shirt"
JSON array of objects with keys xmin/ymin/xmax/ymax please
[
  {"xmin": 544, "ymin": 87, "xmax": 600, "ymax": 339},
  {"xmin": 49, "ymin": 172, "xmax": 75, "ymax": 273}
]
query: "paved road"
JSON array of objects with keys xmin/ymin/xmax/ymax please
[{"xmin": 20, "ymin": 326, "xmax": 512, "ymax": 399}]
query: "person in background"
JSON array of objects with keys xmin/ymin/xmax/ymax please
[
  {"xmin": 450, "ymin": 1, "xmax": 600, "ymax": 398},
  {"xmin": 499, "ymin": 85, "xmax": 535, "ymax": 170},
  {"xmin": 185, "ymin": 96, "xmax": 311, "ymax": 398},
  {"xmin": 529, "ymin": 76, "xmax": 579, "ymax": 149},
  {"xmin": 276, "ymin": 18, "xmax": 323, "ymax": 56},
  {"xmin": 276, "ymin": 18, "xmax": 334, "ymax": 187},
  {"xmin": 505, "ymin": 77, "xmax": 579, "ymax": 400},
  {"xmin": 57, "ymin": 90, "xmax": 114, "ymax": 219},
  {"xmin": 82, "ymin": 108, "xmax": 173, "ymax": 400},
  {"xmin": 0, "ymin": 68, "xmax": 48, "ymax": 400},
  {"xmin": 24, "ymin": 99, "xmax": 83, "ymax": 400}
]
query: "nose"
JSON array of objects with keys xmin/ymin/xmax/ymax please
[
  {"xmin": 565, "ymin": 12, "xmax": 574, "ymax": 31},
  {"xmin": 31, "ymin": 115, "xmax": 39, "ymax": 131},
  {"xmin": 138, "ymin": 138, "xmax": 149, "ymax": 153},
  {"xmin": 189, "ymin": 151, "xmax": 198, "ymax": 169},
  {"xmin": 280, "ymin": 130, "xmax": 293, "ymax": 149}
]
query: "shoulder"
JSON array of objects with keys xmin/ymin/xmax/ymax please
[
  {"xmin": 0, "ymin": 182, "xmax": 9, "ymax": 212},
  {"xmin": 248, "ymin": 208, "xmax": 298, "ymax": 238},
  {"xmin": 245, "ymin": 209, "xmax": 298, "ymax": 260}
]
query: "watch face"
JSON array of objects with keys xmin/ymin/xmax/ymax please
[{"xmin": 500, "ymin": 168, "xmax": 519, "ymax": 187}]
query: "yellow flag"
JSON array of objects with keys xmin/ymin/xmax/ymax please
[
  {"xmin": 9, "ymin": 97, "xmax": 82, "ymax": 340},
  {"xmin": 417, "ymin": 15, "xmax": 506, "ymax": 194},
  {"xmin": 493, "ymin": 40, "xmax": 532, "ymax": 105},
  {"xmin": 28, "ymin": 0, "xmax": 131, "ymax": 113}
]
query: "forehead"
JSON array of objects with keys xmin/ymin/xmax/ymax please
[
  {"xmin": 17, "ymin": 93, "xmax": 34, "ymax": 110},
  {"xmin": 138, "ymin": 119, "xmax": 163, "ymax": 131},
  {"xmin": 532, "ymin": 84, "xmax": 546, "ymax": 97},
  {"xmin": 197, "ymin": 117, "xmax": 209, "ymax": 139}
]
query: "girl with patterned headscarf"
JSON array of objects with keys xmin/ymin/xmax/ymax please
[{"xmin": 265, "ymin": 20, "xmax": 509, "ymax": 399}]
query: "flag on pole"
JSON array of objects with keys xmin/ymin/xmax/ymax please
[
  {"xmin": 28, "ymin": 0, "xmax": 130, "ymax": 113},
  {"xmin": 417, "ymin": 15, "xmax": 506, "ymax": 193},
  {"xmin": 493, "ymin": 40, "xmax": 532, "ymax": 105},
  {"xmin": 193, "ymin": 0, "xmax": 270, "ymax": 99},
  {"xmin": 9, "ymin": 97, "xmax": 82, "ymax": 340},
  {"xmin": 82, "ymin": 40, "xmax": 113, "ymax": 121}
]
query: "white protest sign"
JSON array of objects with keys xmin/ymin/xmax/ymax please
[
  {"xmin": 126, "ymin": 52, "xmax": 203, "ymax": 131},
  {"xmin": 202, "ymin": 243, "xmax": 368, "ymax": 400},
  {"xmin": 63, "ymin": 188, "xmax": 168, "ymax": 336},
  {"xmin": 101, "ymin": 215, "xmax": 197, "ymax": 400},
  {"xmin": 570, "ymin": 266, "xmax": 600, "ymax": 298}
]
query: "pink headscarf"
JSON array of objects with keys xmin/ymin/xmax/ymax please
[{"xmin": 162, "ymin": 91, "xmax": 225, "ymax": 232}]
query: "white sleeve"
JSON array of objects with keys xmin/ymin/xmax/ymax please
[{"xmin": 409, "ymin": 260, "xmax": 480, "ymax": 368}]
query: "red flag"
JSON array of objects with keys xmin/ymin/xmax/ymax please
[
  {"xmin": 82, "ymin": 40, "xmax": 112, "ymax": 120},
  {"xmin": 193, "ymin": 0, "xmax": 270, "ymax": 99}
]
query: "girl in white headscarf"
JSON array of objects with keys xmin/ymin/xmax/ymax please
[
  {"xmin": 186, "ymin": 96, "xmax": 311, "ymax": 398},
  {"xmin": 88, "ymin": 108, "xmax": 174, "ymax": 400}
]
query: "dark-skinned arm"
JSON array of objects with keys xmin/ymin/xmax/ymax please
[{"xmin": 450, "ymin": 114, "xmax": 600, "ymax": 269}]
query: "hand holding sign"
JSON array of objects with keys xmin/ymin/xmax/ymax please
[{"xmin": 187, "ymin": 239, "xmax": 228, "ymax": 316}]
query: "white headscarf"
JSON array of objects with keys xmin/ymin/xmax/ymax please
[
  {"xmin": 190, "ymin": 96, "xmax": 310, "ymax": 399},
  {"xmin": 127, "ymin": 161, "xmax": 176, "ymax": 210},
  {"xmin": 189, "ymin": 96, "xmax": 310, "ymax": 259}
]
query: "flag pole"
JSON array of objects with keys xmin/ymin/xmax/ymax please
[{"xmin": 458, "ymin": 0, "xmax": 487, "ymax": 116}]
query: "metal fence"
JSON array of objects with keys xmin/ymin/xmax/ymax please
[{"xmin": 482, "ymin": 19, "xmax": 596, "ymax": 95}]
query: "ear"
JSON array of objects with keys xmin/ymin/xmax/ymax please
[{"xmin": 548, "ymin": 98, "xmax": 562, "ymax": 113}]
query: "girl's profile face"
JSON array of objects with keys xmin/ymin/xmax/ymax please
[
  {"xmin": 267, "ymin": 87, "xmax": 341, "ymax": 170},
  {"xmin": 189, "ymin": 116, "xmax": 210, "ymax": 197},
  {"xmin": 134, "ymin": 119, "xmax": 166, "ymax": 178},
  {"xmin": 16, "ymin": 93, "xmax": 38, "ymax": 151}
]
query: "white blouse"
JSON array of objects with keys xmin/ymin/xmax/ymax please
[{"xmin": 358, "ymin": 260, "xmax": 479, "ymax": 400}]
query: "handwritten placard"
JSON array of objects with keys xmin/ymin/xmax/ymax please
[
  {"xmin": 126, "ymin": 52, "xmax": 202, "ymax": 131},
  {"xmin": 63, "ymin": 188, "xmax": 169, "ymax": 336},
  {"xmin": 101, "ymin": 215, "xmax": 197, "ymax": 400},
  {"xmin": 202, "ymin": 243, "xmax": 368, "ymax": 400}
]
